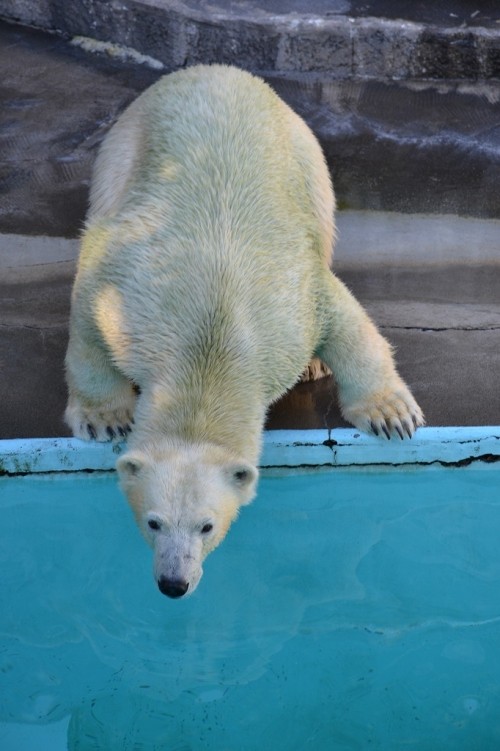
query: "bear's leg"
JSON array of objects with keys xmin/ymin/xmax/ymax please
[
  {"xmin": 65, "ymin": 331, "xmax": 136, "ymax": 441},
  {"xmin": 316, "ymin": 273, "xmax": 424, "ymax": 438}
]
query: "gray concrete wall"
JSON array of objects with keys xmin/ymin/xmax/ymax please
[{"xmin": 1, "ymin": 0, "xmax": 500, "ymax": 80}]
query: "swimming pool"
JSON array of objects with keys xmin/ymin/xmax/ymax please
[{"xmin": 1, "ymin": 428, "xmax": 499, "ymax": 750}]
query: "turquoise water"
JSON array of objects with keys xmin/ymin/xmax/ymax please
[{"xmin": 1, "ymin": 465, "xmax": 499, "ymax": 750}]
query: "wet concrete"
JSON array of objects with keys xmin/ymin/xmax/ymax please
[
  {"xmin": 0, "ymin": 20, "xmax": 499, "ymax": 438},
  {"xmin": 268, "ymin": 75, "xmax": 500, "ymax": 218},
  {"xmin": 0, "ymin": 22, "xmax": 159, "ymax": 237},
  {"xmin": 2, "ymin": 21, "xmax": 500, "ymax": 240}
]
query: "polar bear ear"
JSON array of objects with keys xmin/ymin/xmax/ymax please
[
  {"xmin": 117, "ymin": 451, "xmax": 148, "ymax": 480},
  {"xmin": 225, "ymin": 462, "xmax": 258, "ymax": 504}
]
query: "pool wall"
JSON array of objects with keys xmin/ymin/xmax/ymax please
[{"xmin": 0, "ymin": 427, "xmax": 499, "ymax": 474}]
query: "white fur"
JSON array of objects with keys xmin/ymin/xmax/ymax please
[
  {"xmin": 117, "ymin": 440, "xmax": 256, "ymax": 596},
  {"xmin": 65, "ymin": 65, "xmax": 424, "ymax": 595}
]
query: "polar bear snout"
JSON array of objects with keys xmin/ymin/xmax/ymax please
[
  {"xmin": 157, "ymin": 576, "xmax": 190, "ymax": 598},
  {"xmin": 153, "ymin": 530, "xmax": 204, "ymax": 598}
]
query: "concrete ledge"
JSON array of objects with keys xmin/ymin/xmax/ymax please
[
  {"xmin": 335, "ymin": 213, "xmax": 500, "ymax": 268},
  {"xmin": 1, "ymin": 0, "xmax": 500, "ymax": 80},
  {"xmin": 0, "ymin": 427, "xmax": 499, "ymax": 474},
  {"xmin": 4, "ymin": 210, "xmax": 500, "ymax": 273}
]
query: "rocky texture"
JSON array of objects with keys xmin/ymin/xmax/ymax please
[{"xmin": 1, "ymin": 0, "xmax": 500, "ymax": 80}]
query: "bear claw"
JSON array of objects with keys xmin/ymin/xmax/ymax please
[
  {"xmin": 342, "ymin": 378, "xmax": 425, "ymax": 441},
  {"xmin": 403, "ymin": 420, "xmax": 414, "ymax": 439},
  {"xmin": 68, "ymin": 405, "xmax": 135, "ymax": 442}
]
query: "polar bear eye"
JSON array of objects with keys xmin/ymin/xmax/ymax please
[
  {"xmin": 234, "ymin": 470, "xmax": 249, "ymax": 482},
  {"xmin": 148, "ymin": 519, "xmax": 161, "ymax": 531},
  {"xmin": 201, "ymin": 523, "xmax": 213, "ymax": 535}
]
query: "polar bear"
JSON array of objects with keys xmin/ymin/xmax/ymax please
[{"xmin": 65, "ymin": 65, "xmax": 424, "ymax": 597}]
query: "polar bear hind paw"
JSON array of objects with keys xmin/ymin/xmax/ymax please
[
  {"xmin": 341, "ymin": 385, "xmax": 425, "ymax": 440},
  {"xmin": 65, "ymin": 400, "xmax": 134, "ymax": 442},
  {"xmin": 299, "ymin": 358, "xmax": 332, "ymax": 382}
]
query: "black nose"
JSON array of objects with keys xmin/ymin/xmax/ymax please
[{"xmin": 157, "ymin": 577, "xmax": 189, "ymax": 598}]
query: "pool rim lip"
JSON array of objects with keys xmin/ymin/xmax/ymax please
[{"xmin": 0, "ymin": 426, "xmax": 499, "ymax": 475}]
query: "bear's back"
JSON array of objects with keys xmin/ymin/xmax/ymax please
[{"xmin": 81, "ymin": 66, "xmax": 331, "ymax": 396}]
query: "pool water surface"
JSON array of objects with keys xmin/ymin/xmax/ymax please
[{"xmin": 1, "ymin": 465, "xmax": 499, "ymax": 750}]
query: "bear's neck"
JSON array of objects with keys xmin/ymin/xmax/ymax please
[{"xmin": 130, "ymin": 379, "xmax": 266, "ymax": 464}]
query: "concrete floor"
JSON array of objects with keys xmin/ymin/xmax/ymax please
[{"xmin": 0, "ymin": 20, "xmax": 499, "ymax": 439}]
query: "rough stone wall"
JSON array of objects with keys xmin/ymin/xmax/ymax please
[{"xmin": 1, "ymin": 0, "xmax": 499, "ymax": 80}]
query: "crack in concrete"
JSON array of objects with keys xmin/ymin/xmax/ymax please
[
  {"xmin": 260, "ymin": 453, "xmax": 500, "ymax": 471},
  {"xmin": 0, "ymin": 323, "xmax": 66, "ymax": 331},
  {"xmin": 381, "ymin": 325, "xmax": 500, "ymax": 332}
]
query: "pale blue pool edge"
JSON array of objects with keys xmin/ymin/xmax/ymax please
[{"xmin": 0, "ymin": 426, "xmax": 499, "ymax": 474}]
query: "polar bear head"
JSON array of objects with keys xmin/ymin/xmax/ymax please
[{"xmin": 117, "ymin": 441, "xmax": 258, "ymax": 598}]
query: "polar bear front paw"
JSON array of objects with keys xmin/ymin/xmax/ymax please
[
  {"xmin": 340, "ymin": 384, "xmax": 425, "ymax": 440},
  {"xmin": 65, "ymin": 399, "xmax": 134, "ymax": 442}
]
